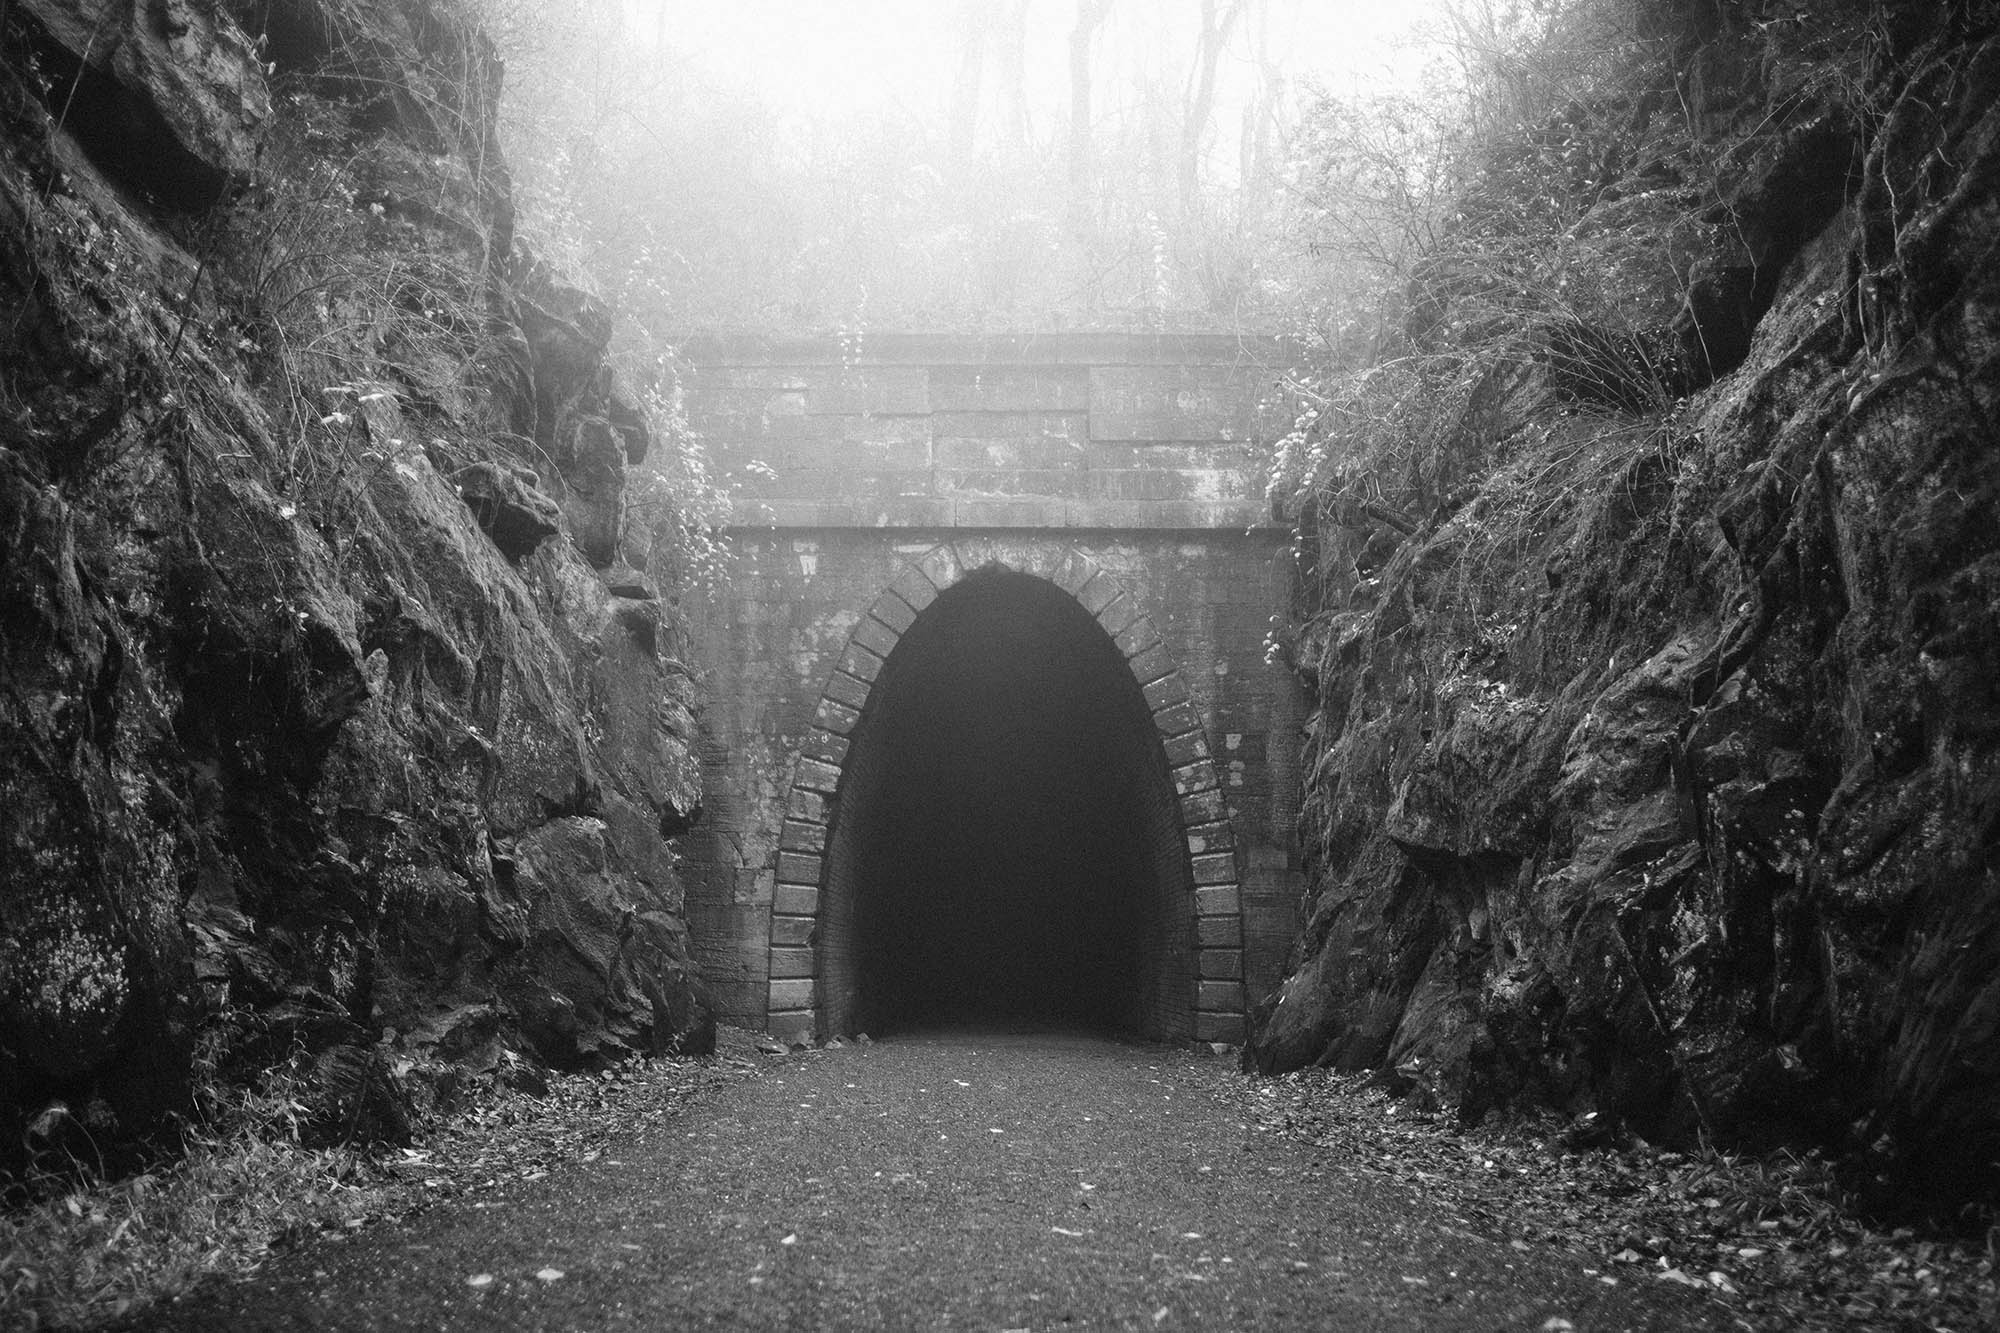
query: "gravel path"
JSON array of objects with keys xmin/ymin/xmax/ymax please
[{"xmin": 152, "ymin": 1033, "xmax": 1723, "ymax": 1330}]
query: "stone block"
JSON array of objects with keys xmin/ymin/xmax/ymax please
[
  {"xmin": 766, "ymin": 1010, "xmax": 816, "ymax": 1046},
  {"xmin": 794, "ymin": 758, "xmax": 842, "ymax": 794},
  {"xmin": 870, "ymin": 594, "xmax": 918, "ymax": 635},
  {"xmin": 915, "ymin": 544, "xmax": 965, "ymax": 590},
  {"xmin": 1196, "ymin": 980, "xmax": 1246, "ymax": 1012},
  {"xmin": 770, "ymin": 916, "xmax": 816, "ymax": 948},
  {"xmin": 1089, "ymin": 365, "xmax": 1256, "ymax": 442},
  {"xmin": 768, "ymin": 977, "xmax": 816, "ymax": 1010},
  {"xmin": 1051, "ymin": 548, "xmax": 1098, "ymax": 594},
  {"xmin": 1152, "ymin": 701, "xmax": 1200, "ymax": 739},
  {"xmin": 840, "ymin": 642, "xmax": 887, "ymax": 684},
  {"xmin": 851, "ymin": 615, "xmax": 901, "ymax": 658},
  {"xmin": 1185, "ymin": 820, "xmax": 1235, "ymax": 855},
  {"xmin": 933, "ymin": 413, "xmax": 1088, "ymax": 468},
  {"xmin": 779, "ymin": 820, "xmax": 826, "ymax": 854},
  {"xmin": 953, "ymin": 498, "xmax": 1066, "ymax": 527},
  {"xmin": 1097, "ymin": 593, "xmax": 1147, "ymax": 640},
  {"xmin": 1174, "ymin": 762, "xmax": 1220, "ymax": 798},
  {"xmin": 938, "ymin": 468, "xmax": 1089, "ymax": 501},
  {"xmin": 1194, "ymin": 1011, "xmax": 1246, "ymax": 1044},
  {"xmin": 1197, "ymin": 915, "xmax": 1242, "ymax": 948},
  {"xmin": 814, "ymin": 698, "xmax": 862, "ymax": 736},
  {"xmin": 1004, "ymin": 545, "xmax": 1067, "ymax": 582},
  {"xmin": 739, "ymin": 495, "xmax": 957, "ymax": 528},
  {"xmin": 773, "ymin": 883, "xmax": 820, "ymax": 916},
  {"xmin": 823, "ymin": 671, "xmax": 871, "ymax": 712},
  {"xmin": 786, "ymin": 788, "xmax": 829, "ymax": 823},
  {"xmin": 1191, "ymin": 852, "xmax": 1236, "ymax": 886},
  {"xmin": 1077, "ymin": 574, "xmax": 1124, "ymax": 616},
  {"xmin": 769, "ymin": 947, "xmax": 817, "ymax": 980},
  {"xmin": 1085, "ymin": 442, "xmax": 1248, "ymax": 469},
  {"xmin": 1198, "ymin": 949, "xmax": 1243, "ymax": 979},
  {"xmin": 1144, "ymin": 673, "xmax": 1191, "ymax": 711},
  {"xmin": 890, "ymin": 567, "xmax": 939, "ymax": 611},
  {"xmin": 929, "ymin": 365, "xmax": 1090, "ymax": 412},
  {"xmin": 1061, "ymin": 499, "xmax": 1274, "ymax": 531},
  {"xmin": 1086, "ymin": 469, "xmax": 1192, "ymax": 502},
  {"xmin": 776, "ymin": 851, "xmax": 822, "ymax": 884},
  {"xmin": 1162, "ymin": 727, "xmax": 1212, "ymax": 768},
  {"xmin": 800, "ymin": 729, "xmax": 849, "ymax": 767},
  {"xmin": 802, "ymin": 367, "xmax": 930, "ymax": 415},
  {"xmin": 1195, "ymin": 885, "xmax": 1240, "ymax": 917},
  {"xmin": 1115, "ymin": 616, "xmax": 1163, "ymax": 659},
  {"xmin": 1181, "ymin": 787, "xmax": 1226, "ymax": 826}
]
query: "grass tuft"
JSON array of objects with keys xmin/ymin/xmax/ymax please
[{"xmin": 0, "ymin": 1073, "xmax": 384, "ymax": 1330}]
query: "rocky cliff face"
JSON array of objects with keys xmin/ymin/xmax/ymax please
[
  {"xmin": 1253, "ymin": 1, "xmax": 2000, "ymax": 1216},
  {"xmin": 0, "ymin": 0, "xmax": 711, "ymax": 1165}
]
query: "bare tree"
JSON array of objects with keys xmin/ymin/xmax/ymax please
[
  {"xmin": 950, "ymin": 1, "xmax": 992, "ymax": 161},
  {"xmin": 1067, "ymin": 0, "xmax": 1114, "ymax": 235},
  {"xmin": 998, "ymin": 0, "xmax": 1032, "ymax": 148},
  {"xmin": 1179, "ymin": 0, "xmax": 1249, "ymax": 222}
]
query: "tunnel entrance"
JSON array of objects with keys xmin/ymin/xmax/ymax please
[{"xmin": 817, "ymin": 569, "xmax": 1193, "ymax": 1040}]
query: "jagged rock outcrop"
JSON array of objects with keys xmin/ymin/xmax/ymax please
[
  {"xmin": 0, "ymin": 0, "xmax": 710, "ymax": 1167},
  {"xmin": 1255, "ymin": 1, "xmax": 2000, "ymax": 1216}
]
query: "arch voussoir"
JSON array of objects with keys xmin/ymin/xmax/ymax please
[
  {"xmin": 1113, "ymin": 614, "xmax": 1162, "ymax": 660},
  {"xmin": 913, "ymin": 542, "xmax": 964, "ymax": 592},
  {"xmin": 887, "ymin": 565, "xmax": 940, "ymax": 613},
  {"xmin": 1098, "ymin": 596, "xmax": 1148, "ymax": 641}
]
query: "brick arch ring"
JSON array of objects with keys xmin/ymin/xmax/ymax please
[{"xmin": 762, "ymin": 538, "xmax": 1248, "ymax": 1047}]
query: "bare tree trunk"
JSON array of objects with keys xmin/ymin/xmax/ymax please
[
  {"xmin": 1237, "ymin": 0, "xmax": 1282, "ymax": 235},
  {"xmin": 1067, "ymin": 0, "xmax": 1112, "ymax": 235},
  {"xmin": 1179, "ymin": 0, "xmax": 1247, "ymax": 223}
]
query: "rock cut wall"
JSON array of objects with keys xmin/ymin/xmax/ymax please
[
  {"xmin": 0, "ymin": 0, "xmax": 711, "ymax": 1162},
  {"xmin": 1253, "ymin": 0, "xmax": 2000, "ymax": 1215}
]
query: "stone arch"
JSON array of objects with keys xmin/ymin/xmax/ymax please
[{"xmin": 763, "ymin": 539, "xmax": 1246, "ymax": 1046}]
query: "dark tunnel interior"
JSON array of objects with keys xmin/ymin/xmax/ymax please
[{"xmin": 819, "ymin": 569, "xmax": 1192, "ymax": 1040}]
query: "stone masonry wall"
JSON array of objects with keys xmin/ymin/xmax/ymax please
[{"xmin": 680, "ymin": 334, "xmax": 1304, "ymax": 1041}]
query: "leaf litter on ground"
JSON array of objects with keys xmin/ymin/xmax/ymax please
[
  {"xmin": 1221, "ymin": 1065, "xmax": 1999, "ymax": 1332},
  {"xmin": 2, "ymin": 1027, "xmax": 772, "ymax": 1329}
]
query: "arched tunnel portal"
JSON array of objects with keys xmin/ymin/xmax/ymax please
[{"xmin": 765, "ymin": 546, "xmax": 1249, "ymax": 1046}]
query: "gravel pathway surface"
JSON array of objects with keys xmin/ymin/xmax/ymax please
[{"xmin": 151, "ymin": 1032, "xmax": 1723, "ymax": 1330}]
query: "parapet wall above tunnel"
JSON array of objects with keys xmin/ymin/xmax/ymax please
[{"xmin": 678, "ymin": 331, "xmax": 1294, "ymax": 532}]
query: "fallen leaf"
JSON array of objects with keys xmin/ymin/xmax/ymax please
[
  {"xmin": 1052, "ymin": 1226, "xmax": 1084, "ymax": 1237},
  {"xmin": 780, "ymin": 1233, "xmax": 797, "ymax": 1245},
  {"xmin": 536, "ymin": 1268, "xmax": 564, "ymax": 1282},
  {"xmin": 466, "ymin": 1273, "xmax": 494, "ymax": 1288}
]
